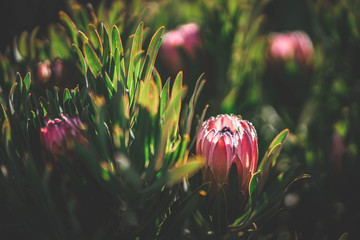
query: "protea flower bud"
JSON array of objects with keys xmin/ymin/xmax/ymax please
[
  {"xmin": 160, "ymin": 22, "xmax": 202, "ymax": 74},
  {"xmin": 40, "ymin": 114, "xmax": 87, "ymax": 157},
  {"xmin": 178, "ymin": 23, "xmax": 202, "ymax": 58},
  {"xmin": 196, "ymin": 114, "xmax": 258, "ymax": 196},
  {"xmin": 160, "ymin": 30, "xmax": 185, "ymax": 73},
  {"xmin": 37, "ymin": 60, "xmax": 52, "ymax": 83},
  {"xmin": 268, "ymin": 31, "xmax": 314, "ymax": 67}
]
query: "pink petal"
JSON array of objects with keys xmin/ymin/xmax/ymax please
[{"xmin": 209, "ymin": 134, "xmax": 228, "ymax": 186}]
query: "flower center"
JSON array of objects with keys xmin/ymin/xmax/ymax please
[{"xmin": 221, "ymin": 126, "xmax": 231, "ymax": 133}]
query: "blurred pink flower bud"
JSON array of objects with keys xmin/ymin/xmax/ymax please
[
  {"xmin": 40, "ymin": 114, "xmax": 87, "ymax": 156},
  {"xmin": 37, "ymin": 60, "xmax": 52, "ymax": 83},
  {"xmin": 178, "ymin": 23, "xmax": 202, "ymax": 58},
  {"xmin": 196, "ymin": 114, "xmax": 258, "ymax": 195},
  {"xmin": 160, "ymin": 30, "xmax": 185, "ymax": 72},
  {"xmin": 160, "ymin": 23, "xmax": 202, "ymax": 74},
  {"xmin": 269, "ymin": 31, "xmax": 314, "ymax": 67},
  {"xmin": 51, "ymin": 58, "xmax": 63, "ymax": 81}
]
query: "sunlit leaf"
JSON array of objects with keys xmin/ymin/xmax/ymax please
[
  {"xmin": 83, "ymin": 42, "xmax": 102, "ymax": 77},
  {"xmin": 87, "ymin": 24, "xmax": 102, "ymax": 53},
  {"xmin": 59, "ymin": 10, "xmax": 78, "ymax": 45}
]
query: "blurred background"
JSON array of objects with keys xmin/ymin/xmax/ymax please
[{"xmin": 1, "ymin": 0, "xmax": 359, "ymax": 239}]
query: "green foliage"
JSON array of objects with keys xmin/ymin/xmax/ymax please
[{"xmin": 6, "ymin": 0, "xmax": 360, "ymax": 238}]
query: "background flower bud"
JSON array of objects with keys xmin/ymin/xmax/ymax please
[
  {"xmin": 268, "ymin": 31, "xmax": 314, "ymax": 67},
  {"xmin": 36, "ymin": 60, "xmax": 52, "ymax": 83},
  {"xmin": 196, "ymin": 114, "xmax": 258, "ymax": 195},
  {"xmin": 40, "ymin": 114, "xmax": 87, "ymax": 157},
  {"xmin": 159, "ymin": 22, "xmax": 202, "ymax": 75}
]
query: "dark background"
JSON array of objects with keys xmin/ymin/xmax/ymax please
[{"xmin": 0, "ymin": 0, "xmax": 101, "ymax": 52}]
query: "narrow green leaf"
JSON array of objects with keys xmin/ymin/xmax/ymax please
[
  {"xmin": 72, "ymin": 44, "xmax": 87, "ymax": 76},
  {"xmin": 159, "ymin": 78, "xmax": 170, "ymax": 118},
  {"xmin": 141, "ymin": 26, "xmax": 164, "ymax": 82},
  {"xmin": 104, "ymin": 71, "xmax": 114, "ymax": 95},
  {"xmin": 137, "ymin": 79, "xmax": 159, "ymax": 116},
  {"xmin": 59, "ymin": 11, "xmax": 78, "ymax": 45},
  {"xmin": 23, "ymin": 72, "xmax": 31, "ymax": 92},
  {"xmin": 167, "ymin": 158, "xmax": 202, "ymax": 186},
  {"xmin": 102, "ymin": 23, "xmax": 110, "ymax": 66},
  {"xmin": 184, "ymin": 74, "xmax": 205, "ymax": 135},
  {"xmin": 249, "ymin": 171, "xmax": 260, "ymax": 199},
  {"xmin": 78, "ymin": 30, "xmax": 89, "ymax": 43},
  {"xmin": 9, "ymin": 82, "xmax": 19, "ymax": 115},
  {"xmin": 127, "ymin": 22, "xmax": 143, "ymax": 98},
  {"xmin": 87, "ymin": 24, "xmax": 102, "ymax": 53},
  {"xmin": 63, "ymin": 88, "xmax": 71, "ymax": 106},
  {"xmin": 83, "ymin": 42, "xmax": 102, "ymax": 77},
  {"xmin": 172, "ymin": 71, "xmax": 183, "ymax": 98},
  {"xmin": 268, "ymin": 129, "xmax": 289, "ymax": 152},
  {"xmin": 111, "ymin": 25, "xmax": 122, "ymax": 58},
  {"xmin": 114, "ymin": 47, "xmax": 121, "ymax": 91},
  {"xmin": 18, "ymin": 31, "xmax": 28, "ymax": 59}
]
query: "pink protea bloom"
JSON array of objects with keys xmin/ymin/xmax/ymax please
[
  {"xmin": 160, "ymin": 22, "xmax": 202, "ymax": 73},
  {"xmin": 161, "ymin": 30, "xmax": 185, "ymax": 71},
  {"xmin": 40, "ymin": 114, "xmax": 87, "ymax": 155},
  {"xmin": 196, "ymin": 114, "xmax": 258, "ymax": 195},
  {"xmin": 37, "ymin": 60, "xmax": 52, "ymax": 83},
  {"xmin": 178, "ymin": 23, "xmax": 202, "ymax": 58},
  {"xmin": 269, "ymin": 31, "xmax": 314, "ymax": 66}
]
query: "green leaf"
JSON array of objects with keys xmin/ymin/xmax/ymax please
[
  {"xmin": 113, "ymin": 47, "xmax": 121, "ymax": 91},
  {"xmin": 159, "ymin": 78, "xmax": 170, "ymax": 118},
  {"xmin": 78, "ymin": 30, "xmax": 89, "ymax": 43},
  {"xmin": 23, "ymin": 72, "xmax": 31, "ymax": 92},
  {"xmin": 48, "ymin": 25, "xmax": 70, "ymax": 59},
  {"xmin": 167, "ymin": 157, "xmax": 203, "ymax": 186},
  {"xmin": 18, "ymin": 31, "xmax": 28, "ymax": 59},
  {"xmin": 104, "ymin": 71, "xmax": 114, "ymax": 95},
  {"xmin": 59, "ymin": 11, "xmax": 78, "ymax": 45},
  {"xmin": 138, "ymin": 79, "xmax": 159, "ymax": 116},
  {"xmin": 72, "ymin": 44, "xmax": 87, "ymax": 76},
  {"xmin": 249, "ymin": 171, "xmax": 260, "ymax": 199},
  {"xmin": 102, "ymin": 23, "xmax": 110, "ymax": 66},
  {"xmin": 172, "ymin": 71, "xmax": 183, "ymax": 99},
  {"xmin": 83, "ymin": 42, "xmax": 102, "ymax": 77},
  {"xmin": 111, "ymin": 25, "xmax": 122, "ymax": 59},
  {"xmin": 141, "ymin": 26, "xmax": 164, "ymax": 82},
  {"xmin": 9, "ymin": 82, "xmax": 20, "ymax": 115},
  {"xmin": 63, "ymin": 88, "xmax": 71, "ymax": 105},
  {"xmin": 268, "ymin": 129, "xmax": 289, "ymax": 152},
  {"xmin": 87, "ymin": 24, "xmax": 102, "ymax": 53},
  {"xmin": 184, "ymin": 74, "xmax": 205, "ymax": 135},
  {"xmin": 127, "ymin": 22, "xmax": 143, "ymax": 99}
]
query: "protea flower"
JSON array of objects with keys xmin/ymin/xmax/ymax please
[
  {"xmin": 37, "ymin": 60, "xmax": 52, "ymax": 83},
  {"xmin": 40, "ymin": 114, "xmax": 87, "ymax": 157},
  {"xmin": 196, "ymin": 114, "xmax": 258, "ymax": 196},
  {"xmin": 268, "ymin": 31, "xmax": 314, "ymax": 67},
  {"xmin": 160, "ymin": 22, "xmax": 202, "ymax": 74}
]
